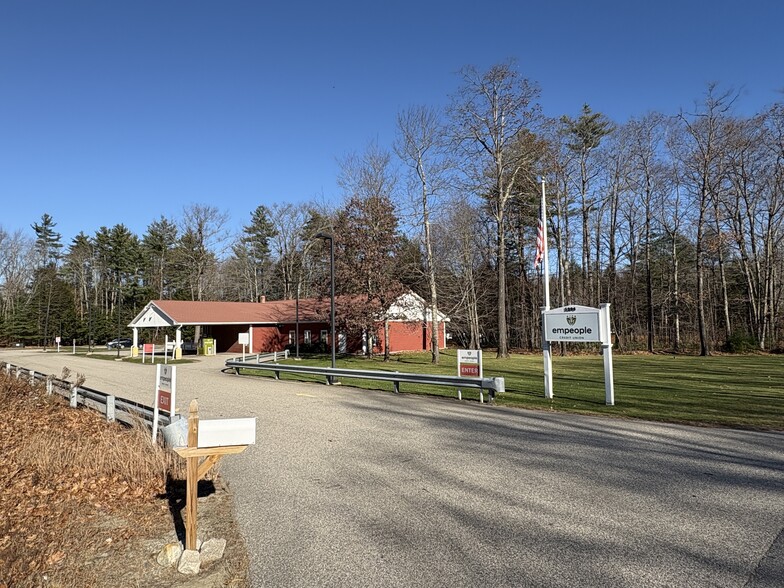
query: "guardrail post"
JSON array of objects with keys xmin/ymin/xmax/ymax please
[
  {"xmin": 70, "ymin": 386, "xmax": 78, "ymax": 408},
  {"xmin": 16, "ymin": 366, "xmax": 21, "ymax": 380},
  {"xmin": 457, "ymin": 388, "xmax": 462, "ymax": 401},
  {"xmin": 30, "ymin": 370, "xmax": 36, "ymax": 385},
  {"xmin": 4, "ymin": 362, "xmax": 9, "ymax": 375},
  {"xmin": 394, "ymin": 380, "xmax": 400, "ymax": 394},
  {"xmin": 46, "ymin": 376, "xmax": 53, "ymax": 395},
  {"xmin": 479, "ymin": 388, "xmax": 484, "ymax": 404},
  {"xmin": 493, "ymin": 377, "xmax": 505, "ymax": 395},
  {"xmin": 106, "ymin": 395, "xmax": 116, "ymax": 422}
]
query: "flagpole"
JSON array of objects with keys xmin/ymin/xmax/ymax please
[
  {"xmin": 541, "ymin": 178, "xmax": 551, "ymax": 311},
  {"xmin": 541, "ymin": 178, "xmax": 553, "ymax": 399}
]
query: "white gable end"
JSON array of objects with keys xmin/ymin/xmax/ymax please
[
  {"xmin": 386, "ymin": 292, "xmax": 449, "ymax": 322},
  {"xmin": 129, "ymin": 304, "xmax": 175, "ymax": 328}
]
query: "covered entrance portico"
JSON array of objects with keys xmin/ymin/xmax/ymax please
[{"xmin": 128, "ymin": 302, "xmax": 186, "ymax": 359}]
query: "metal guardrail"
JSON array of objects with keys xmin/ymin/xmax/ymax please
[
  {"xmin": 225, "ymin": 355, "xmax": 505, "ymax": 403},
  {"xmin": 226, "ymin": 350, "xmax": 290, "ymax": 364},
  {"xmin": 0, "ymin": 361, "xmax": 168, "ymax": 428}
]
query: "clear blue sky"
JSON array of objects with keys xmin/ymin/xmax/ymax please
[{"xmin": 1, "ymin": 0, "xmax": 781, "ymax": 246}]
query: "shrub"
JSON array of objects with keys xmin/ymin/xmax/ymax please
[{"xmin": 723, "ymin": 331, "xmax": 759, "ymax": 353}]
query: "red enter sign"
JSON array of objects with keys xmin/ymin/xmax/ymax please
[{"xmin": 460, "ymin": 364, "xmax": 480, "ymax": 377}]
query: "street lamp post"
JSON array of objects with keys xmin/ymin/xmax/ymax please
[
  {"xmin": 295, "ymin": 280, "xmax": 300, "ymax": 360},
  {"xmin": 314, "ymin": 232, "xmax": 336, "ymax": 383},
  {"xmin": 116, "ymin": 290, "xmax": 122, "ymax": 359}
]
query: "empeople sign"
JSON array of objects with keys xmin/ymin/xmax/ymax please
[
  {"xmin": 543, "ymin": 305, "xmax": 608, "ymax": 344},
  {"xmin": 541, "ymin": 303, "xmax": 614, "ymax": 405}
]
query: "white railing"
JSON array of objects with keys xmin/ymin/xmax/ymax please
[
  {"xmin": 227, "ymin": 350, "xmax": 290, "ymax": 364},
  {"xmin": 0, "ymin": 361, "xmax": 168, "ymax": 428}
]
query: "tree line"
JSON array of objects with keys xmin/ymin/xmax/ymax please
[{"xmin": 1, "ymin": 61, "xmax": 782, "ymax": 360}]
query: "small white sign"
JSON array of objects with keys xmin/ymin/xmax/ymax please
[
  {"xmin": 153, "ymin": 364, "xmax": 177, "ymax": 442},
  {"xmin": 457, "ymin": 349, "xmax": 482, "ymax": 378},
  {"xmin": 238, "ymin": 332, "xmax": 250, "ymax": 345},
  {"xmin": 544, "ymin": 305, "xmax": 604, "ymax": 343}
]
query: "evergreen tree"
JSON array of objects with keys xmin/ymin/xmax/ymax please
[
  {"xmin": 142, "ymin": 216, "xmax": 178, "ymax": 300},
  {"xmin": 31, "ymin": 213, "xmax": 63, "ymax": 268}
]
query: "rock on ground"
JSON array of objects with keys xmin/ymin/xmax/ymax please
[
  {"xmin": 156, "ymin": 542, "xmax": 183, "ymax": 567},
  {"xmin": 200, "ymin": 538, "xmax": 227, "ymax": 567},
  {"xmin": 177, "ymin": 550, "xmax": 201, "ymax": 575}
]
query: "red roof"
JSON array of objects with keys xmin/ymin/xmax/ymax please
[{"xmin": 151, "ymin": 299, "xmax": 329, "ymax": 325}]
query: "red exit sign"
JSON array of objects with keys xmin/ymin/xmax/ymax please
[{"xmin": 157, "ymin": 390, "xmax": 171, "ymax": 412}]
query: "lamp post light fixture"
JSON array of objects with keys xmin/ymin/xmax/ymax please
[{"xmin": 314, "ymin": 232, "xmax": 336, "ymax": 382}]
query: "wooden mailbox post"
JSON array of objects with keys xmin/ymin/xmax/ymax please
[{"xmin": 174, "ymin": 400, "xmax": 255, "ymax": 551}]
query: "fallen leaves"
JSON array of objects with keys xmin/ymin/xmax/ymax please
[{"xmin": 0, "ymin": 371, "xmax": 180, "ymax": 586}]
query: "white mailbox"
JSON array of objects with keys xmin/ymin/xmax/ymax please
[
  {"xmin": 198, "ymin": 417, "xmax": 256, "ymax": 448},
  {"xmin": 163, "ymin": 416, "xmax": 256, "ymax": 449}
]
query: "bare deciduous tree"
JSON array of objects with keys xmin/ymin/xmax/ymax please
[
  {"xmin": 449, "ymin": 61, "xmax": 541, "ymax": 358},
  {"xmin": 395, "ymin": 105, "xmax": 450, "ymax": 363}
]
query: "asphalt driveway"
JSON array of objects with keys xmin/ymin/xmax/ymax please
[{"xmin": 2, "ymin": 349, "xmax": 782, "ymax": 587}]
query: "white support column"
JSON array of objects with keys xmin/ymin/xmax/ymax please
[
  {"xmin": 175, "ymin": 327, "xmax": 183, "ymax": 360},
  {"xmin": 132, "ymin": 327, "xmax": 139, "ymax": 357}
]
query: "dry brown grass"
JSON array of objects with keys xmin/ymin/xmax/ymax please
[{"xmin": 0, "ymin": 370, "xmax": 188, "ymax": 587}]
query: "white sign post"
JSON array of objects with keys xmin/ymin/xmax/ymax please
[
  {"xmin": 238, "ymin": 332, "xmax": 250, "ymax": 361},
  {"xmin": 600, "ymin": 303, "xmax": 615, "ymax": 406},
  {"xmin": 56, "ymin": 336, "xmax": 61, "ymax": 352},
  {"xmin": 152, "ymin": 364, "xmax": 177, "ymax": 442},
  {"xmin": 542, "ymin": 304, "xmax": 614, "ymax": 405}
]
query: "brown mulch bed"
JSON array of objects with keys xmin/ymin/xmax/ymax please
[{"xmin": 0, "ymin": 370, "xmax": 249, "ymax": 588}]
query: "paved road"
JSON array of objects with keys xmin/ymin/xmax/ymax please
[{"xmin": 2, "ymin": 349, "xmax": 783, "ymax": 587}]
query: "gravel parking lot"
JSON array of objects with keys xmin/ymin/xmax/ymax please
[{"xmin": 2, "ymin": 348, "xmax": 783, "ymax": 587}]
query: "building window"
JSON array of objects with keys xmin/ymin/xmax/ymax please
[
  {"xmin": 304, "ymin": 330, "xmax": 311, "ymax": 344},
  {"xmin": 289, "ymin": 330, "xmax": 295, "ymax": 345},
  {"xmin": 321, "ymin": 329, "xmax": 328, "ymax": 342}
]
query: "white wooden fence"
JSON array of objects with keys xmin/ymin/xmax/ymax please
[{"xmin": 0, "ymin": 361, "xmax": 168, "ymax": 428}]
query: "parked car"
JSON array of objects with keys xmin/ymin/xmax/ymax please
[{"xmin": 106, "ymin": 338, "xmax": 133, "ymax": 349}]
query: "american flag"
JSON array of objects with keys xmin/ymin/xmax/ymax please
[{"xmin": 534, "ymin": 214, "xmax": 544, "ymax": 270}]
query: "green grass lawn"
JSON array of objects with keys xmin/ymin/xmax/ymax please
[
  {"xmin": 54, "ymin": 348, "xmax": 196, "ymax": 365},
  {"xmin": 243, "ymin": 350, "xmax": 784, "ymax": 430}
]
